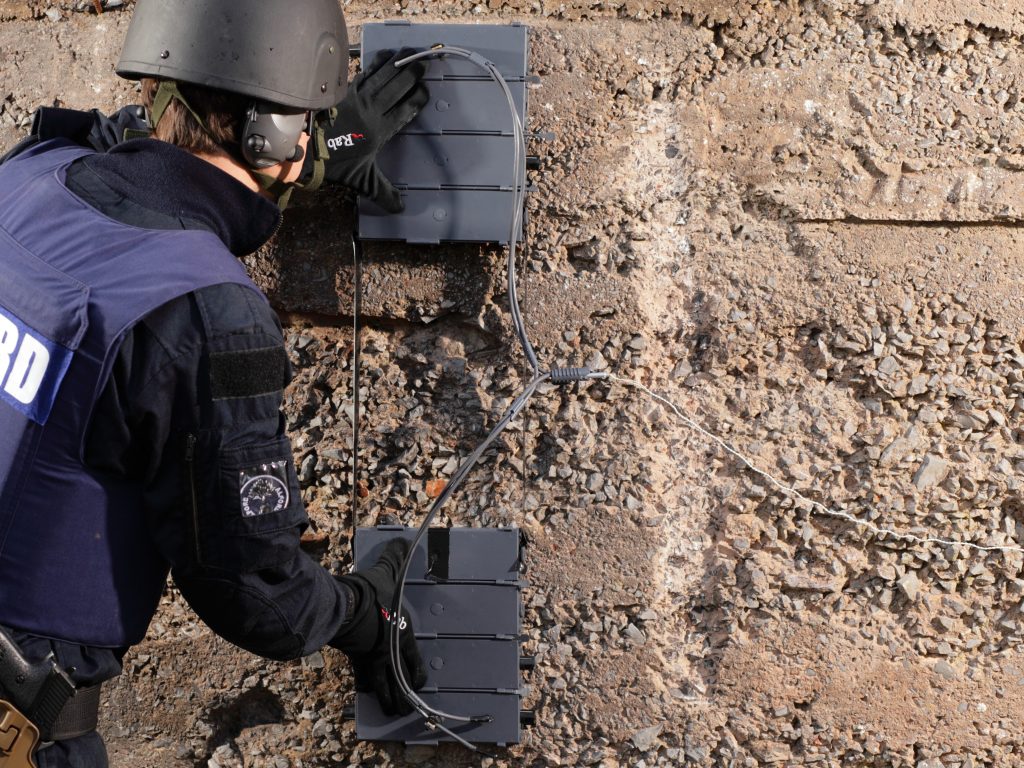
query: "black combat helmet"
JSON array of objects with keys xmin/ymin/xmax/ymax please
[{"xmin": 115, "ymin": 0, "xmax": 348, "ymax": 110}]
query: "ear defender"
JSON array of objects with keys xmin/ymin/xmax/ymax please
[{"xmin": 241, "ymin": 102, "xmax": 308, "ymax": 168}]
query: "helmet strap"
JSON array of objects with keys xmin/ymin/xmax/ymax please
[
  {"xmin": 252, "ymin": 173, "xmax": 297, "ymax": 211},
  {"xmin": 301, "ymin": 106, "xmax": 334, "ymax": 191},
  {"xmin": 150, "ymin": 79, "xmax": 214, "ymax": 136}
]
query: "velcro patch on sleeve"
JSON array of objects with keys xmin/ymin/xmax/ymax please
[{"xmin": 209, "ymin": 346, "xmax": 287, "ymax": 400}]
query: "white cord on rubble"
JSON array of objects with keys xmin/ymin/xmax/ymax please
[{"xmin": 595, "ymin": 373, "xmax": 1024, "ymax": 557}]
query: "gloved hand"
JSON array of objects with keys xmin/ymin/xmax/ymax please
[
  {"xmin": 317, "ymin": 48, "xmax": 429, "ymax": 212},
  {"xmin": 333, "ymin": 539, "xmax": 427, "ymax": 715},
  {"xmin": 87, "ymin": 106, "xmax": 151, "ymax": 151}
]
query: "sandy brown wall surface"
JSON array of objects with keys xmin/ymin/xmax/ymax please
[{"xmin": 5, "ymin": 1, "xmax": 1024, "ymax": 766}]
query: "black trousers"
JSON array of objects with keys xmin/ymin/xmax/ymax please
[
  {"xmin": 2, "ymin": 627, "xmax": 118, "ymax": 768},
  {"xmin": 36, "ymin": 733, "xmax": 108, "ymax": 768}
]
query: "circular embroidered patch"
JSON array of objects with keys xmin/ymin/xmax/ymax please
[{"xmin": 240, "ymin": 474, "xmax": 289, "ymax": 517}]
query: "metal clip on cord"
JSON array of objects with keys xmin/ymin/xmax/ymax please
[{"xmin": 549, "ymin": 367, "xmax": 592, "ymax": 384}]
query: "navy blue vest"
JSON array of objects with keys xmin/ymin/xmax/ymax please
[{"xmin": 0, "ymin": 140, "xmax": 264, "ymax": 647}]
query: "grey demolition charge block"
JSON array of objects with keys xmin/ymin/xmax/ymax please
[
  {"xmin": 351, "ymin": 525, "xmax": 531, "ymax": 746},
  {"xmin": 358, "ymin": 22, "xmax": 530, "ymax": 244}
]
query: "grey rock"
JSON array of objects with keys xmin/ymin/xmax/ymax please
[
  {"xmin": 943, "ymin": 596, "xmax": 967, "ymax": 615},
  {"xmin": 898, "ymin": 571, "xmax": 922, "ymax": 602},
  {"xmin": 685, "ymin": 746, "xmax": 709, "ymax": 762},
  {"xmin": 862, "ymin": 399, "xmax": 883, "ymax": 414},
  {"xmin": 624, "ymin": 623, "xmax": 646, "ymax": 645},
  {"xmin": 311, "ymin": 718, "xmax": 332, "ymax": 738},
  {"xmin": 877, "ymin": 356, "xmax": 900, "ymax": 375},
  {"xmin": 783, "ymin": 572, "xmax": 843, "ymax": 593},
  {"xmin": 934, "ymin": 660, "xmax": 957, "ymax": 680},
  {"xmin": 952, "ymin": 410, "xmax": 987, "ymax": 430},
  {"xmin": 302, "ymin": 652, "xmax": 326, "ymax": 670},
  {"xmin": 879, "ymin": 438, "xmax": 912, "ymax": 467},
  {"xmin": 914, "ymin": 455, "xmax": 949, "ymax": 490},
  {"xmin": 670, "ymin": 359, "xmax": 692, "ymax": 379},
  {"xmin": 631, "ymin": 724, "xmax": 662, "ymax": 751},
  {"xmin": 299, "ymin": 453, "xmax": 317, "ymax": 483},
  {"xmin": 908, "ymin": 374, "xmax": 929, "ymax": 396},
  {"xmin": 875, "ymin": 563, "xmax": 897, "ymax": 581},
  {"xmin": 586, "ymin": 349, "xmax": 608, "ymax": 371}
]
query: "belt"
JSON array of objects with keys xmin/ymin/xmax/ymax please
[
  {"xmin": 0, "ymin": 682, "xmax": 101, "ymax": 743},
  {"xmin": 0, "ymin": 626, "xmax": 103, "ymax": 751},
  {"xmin": 43, "ymin": 683, "xmax": 103, "ymax": 742}
]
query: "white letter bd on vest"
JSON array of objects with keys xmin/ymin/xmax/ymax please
[
  {"xmin": 0, "ymin": 312, "xmax": 50, "ymax": 403},
  {"xmin": 0, "ymin": 305, "xmax": 70, "ymax": 424}
]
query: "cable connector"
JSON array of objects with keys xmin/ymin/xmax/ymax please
[
  {"xmin": 470, "ymin": 715, "xmax": 494, "ymax": 724},
  {"xmin": 549, "ymin": 367, "xmax": 592, "ymax": 384}
]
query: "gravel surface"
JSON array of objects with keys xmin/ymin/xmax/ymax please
[{"xmin": 4, "ymin": 2, "xmax": 1024, "ymax": 766}]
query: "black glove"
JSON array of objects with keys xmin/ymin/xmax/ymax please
[
  {"xmin": 317, "ymin": 48, "xmax": 429, "ymax": 212},
  {"xmin": 86, "ymin": 106, "xmax": 151, "ymax": 151},
  {"xmin": 2, "ymin": 105, "xmax": 150, "ymax": 166},
  {"xmin": 333, "ymin": 539, "xmax": 427, "ymax": 715}
]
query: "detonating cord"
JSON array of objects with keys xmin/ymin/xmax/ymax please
[
  {"xmin": 598, "ymin": 373, "xmax": 1024, "ymax": 556},
  {"xmin": 395, "ymin": 46, "xmax": 536, "ymax": 372},
  {"xmin": 395, "ymin": 46, "xmax": 536, "ymax": 536}
]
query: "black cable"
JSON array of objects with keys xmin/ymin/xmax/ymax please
[
  {"xmin": 384, "ymin": 48, "xmax": 535, "ymax": 733},
  {"xmin": 350, "ymin": 233, "xmax": 363, "ymax": 547},
  {"xmin": 378, "ymin": 45, "xmax": 596, "ymax": 747},
  {"xmin": 395, "ymin": 48, "xmax": 535, "ymax": 373},
  {"xmin": 339, "ymin": 45, "xmax": 545, "ymax": 754},
  {"xmin": 387, "ymin": 374, "xmax": 549, "ymax": 731}
]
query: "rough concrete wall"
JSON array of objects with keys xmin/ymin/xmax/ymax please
[{"xmin": 5, "ymin": 2, "xmax": 1024, "ymax": 767}]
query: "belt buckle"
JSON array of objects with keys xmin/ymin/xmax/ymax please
[{"xmin": 0, "ymin": 698, "xmax": 39, "ymax": 768}]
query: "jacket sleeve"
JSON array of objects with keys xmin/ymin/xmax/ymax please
[
  {"xmin": 0, "ymin": 106, "xmax": 149, "ymax": 165},
  {"xmin": 85, "ymin": 283, "xmax": 353, "ymax": 661}
]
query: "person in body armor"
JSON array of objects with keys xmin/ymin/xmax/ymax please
[{"xmin": 0, "ymin": 1, "xmax": 430, "ymax": 765}]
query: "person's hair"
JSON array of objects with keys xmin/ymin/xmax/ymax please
[{"xmin": 140, "ymin": 77, "xmax": 249, "ymax": 155}]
